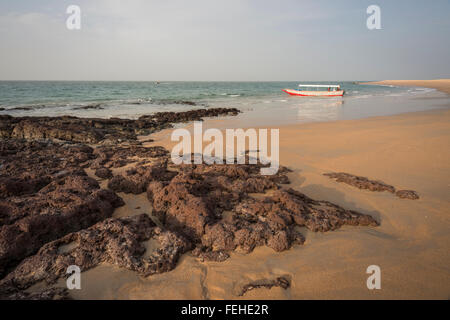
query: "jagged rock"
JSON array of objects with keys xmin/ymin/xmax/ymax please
[
  {"xmin": 147, "ymin": 161, "xmax": 377, "ymax": 261},
  {"xmin": 396, "ymin": 190, "xmax": 419, "ymax": 200},
  {"xmin": 0, "ymin": 139, "xmax": 94, "ymax": 198},
  {"xmin": 191, "ymin": 247, "xmax": 230, "ymax": 262},
  {"xmin": 0, "ymin": 108, "xmax": 241, "ymax": 144},
  {"xmin": 0, "ymin": 107, "xmax": 384, "ymax": 299},
  {"xmin": 108, "ymin": 162, "xmax": 176, "ymax": 194},
  {"xmin": 94, "ymin": 167, "xmax": 113, "ymax": 179},
  {"xmin": 139, "ymin": 108, "xmax": 240, "ymax": 124},
  {"xmin": 266, "ymin": 230, "xmax": 290, "ymax": 252},
  {"xmin": 236, "ymin": 189, "xmax": 378, "ymax": 232},
  {"xmin": 90, "ymin": 145, "xmax": 168, "ymax": 169},
  {"xmin": 0, "ymin": 175, "xmax": 124, "ymax": 278},
  {"xmin": 0, "ymin": 214, "xmax": 190, "ymax": 294},
  {"xmin": 324, "ymin": 172, "xmax": 419, "ymax": 200},
  {"xmin": 323, "ymin": 172, "xmax": 396, "ymax": 193},
  {"xmin": 1, "ymin": 287, "xmax": 69, "ymax": 300}
]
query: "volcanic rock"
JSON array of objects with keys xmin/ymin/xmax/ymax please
[
  {"xmin": 324, "ymin": 172, "xmax": 419, "ymax": 200},
  {"xmin": 147, "ymin": 161, "xmax": 378, "ymax": 261},
  {"xmin": 0, "ymin": 175, "xmax": 123, "ymax": 277},
  {"xmin": 0, "ymin": 214, "xmax": 190, "ymax": 294},
  {"xmin": 396, "ymin": 190, "xmax": 420, "ymax": 200},
  {"xmin": 0, "ymin": 108, "xmax": 241, "ymax": 144},
  {"xmin": 323, "ymin": 172, "xmax": 396, "ymax": 193}
]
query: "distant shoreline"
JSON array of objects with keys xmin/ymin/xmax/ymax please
[{"xmin": 362, "ymin": 79, "xmax": 450, "ymax": 94}]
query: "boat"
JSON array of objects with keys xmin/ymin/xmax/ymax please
[{"xmin": 282, "ymin": 84, "xmax": 344, "ymax": 97}]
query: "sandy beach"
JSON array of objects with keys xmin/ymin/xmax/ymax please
[
  {"xmin": 104, "ymin": 108, "xmax": 446, "ymax": 300},
  {"xmin": 56, "ymin": 82, "xmax": 449, "ymax": 300},
  {"xmin": 363, "ymin": 79, "xmax": 450, "ymax": 94},
  {"xmin": 1, "ymin": 81, "xmax": 449, "ymax": 300},
  {"xmin": 2, "ymin": 1, "xmax": 450, "ymax": 310}
]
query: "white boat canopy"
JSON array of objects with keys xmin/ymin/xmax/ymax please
[{"xmin": 298, "ymin": 84, "xmax": 340, "ymax": 88}]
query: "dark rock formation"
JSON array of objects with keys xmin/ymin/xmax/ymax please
[
  {"xmin": 11, "ymin": 106, "xmax": 34, "ymax": 111},
  {"xmin": 0, "ymin": 214, "xmax": 190, "ymax": 294},
  {"xmin": 129, "ymin": 99, "xmax": 204, "ymax": 107},
  {"xmin": 0, "ymin": 108, "xmax": 240, "ymax": 144},
  {"xmin": 0, "ymin": 107, "xmax": 383, "ymax": 299},
  {"xmin": 1, "ymin": 287, "xmax": 69, "ymax": 300},
  {"xmin": 0, "ymin": 139, "xmax": 94, "ymax": 199},
  {"xmin": 90, "ymin": 145, "xmax": 168, "ymax": 170},
  {"xmin": 0, "ymin": 139, "xmax": 125, "ymax": 278},
  {"xmin": 94, "ymin": 167, "xmax": 113, "ymax": 179},
  {"xmin": 73, "ymin": 104, "xmax": 103, "ymax": 110},
  {"xmin": 147, "ymin": 161, "xmax": 378, "ymax": 260},
  {"xmin": 0, "ymin": 175, "xmax": 124, "ymax": 278},
  {"xmin": 324, "ymin": 172, "xmax": 419, "ymax": 200},
  {"xmin": 139, "ymin": 108, "xmax": 240, "ymax": 124},
  {"xmin": 396, "ymin": 190, "xmax": 420, "ymax": 200},
  {"xmin": 108, "ymin": 163, "xmax": 176, "ymax": 194},
  {"xmin": 237, "ymin": 276, "xmax": 291, "ymax": 296},
  {"xmin": 323, "ymin": 172, "xmax": 396, "ymax": 193}
]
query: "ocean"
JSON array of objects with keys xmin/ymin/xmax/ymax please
[{"xmin": 0, "ymin": 81, "xmax": 448, "ymax": 125}]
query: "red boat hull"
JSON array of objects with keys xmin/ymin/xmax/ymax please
[{"xmin": 282, "ymin": 89, "xmax": 344, "ymax": 97}]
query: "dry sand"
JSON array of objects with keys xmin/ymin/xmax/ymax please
[
  {"xmin": 66, "ymin": 105, "xmax": 450, "ymax": 300},
  {"xmin": 363, "ymin": 79, "xmax": 450, "ymax": 94}
]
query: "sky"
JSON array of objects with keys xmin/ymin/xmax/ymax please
[{"xmin": 0, "ymin": 0, "xmax": 449, "ymax": 81}]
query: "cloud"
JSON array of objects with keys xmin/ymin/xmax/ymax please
[{"xmin": 0, "ymin": 0, "xmax": 449, "ymax": 80}]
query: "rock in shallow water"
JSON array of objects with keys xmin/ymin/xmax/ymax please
[{"xmin": 0, "ymin": 108, "xmax": 240, "ymax": 144}]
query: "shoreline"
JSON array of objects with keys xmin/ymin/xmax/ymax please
[
  {"xmin": 362, "ymin": 79, "xmax": 450, "ymax": 94},
  {"xmin": 2, "ymin": 80, "xmax": 447, "ymax": 122},
  {"xmin": 1, "ymin": 85, "xmax": 449, "ymax": 299}
]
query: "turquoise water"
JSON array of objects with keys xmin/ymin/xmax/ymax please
[{"xmin": 0, "ymin": 81, "xmax": 447, "ymax": 123}]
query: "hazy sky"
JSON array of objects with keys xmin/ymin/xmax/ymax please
[{"xmin": 0, "ymin": 0, "xmax": 449, "ymax": 81}]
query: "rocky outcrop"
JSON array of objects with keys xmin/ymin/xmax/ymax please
[
  {"xmin": 0, "ymin": 108, "xmax": 241, "ymax": 144},
  {"xmin": 0, "ymin": 139, "xmax": 128, "ymax": 278},
  {"xmin": 323, "ymin": 172, "xmax": 396, "ymax": 193},
  {"xmin": 139, "ymin": 108, "xmax": 240, "ymax": 124},
  {"xmin": 2, "ymin": 287, "xmax": 69, "ymax": 300},
  {"xmin": 147, "ymin": 161, "xmax": 378, "ymax": 261},
  {"xmin": 0, "ymin": 214, "xmax": 190, "ymax": 296},
  {"xmin": 0, "ymin": 175, "xmax": 124, "ymax": 278},
  {"xmin": 90, "ymin": 145, "xmax": 168, "ymax": 170},
  {"xmin": 94, "ymin": 167, "xmax": 113, "ymax": 179},
  {"xmin": 0, "ymin": 139, "xmax": 94, "ymax": 199},
  {"xmin": 108, "ymin": 163, "xmax": 176, "ymax": 194},
  {"xmin": 395, "ymin": 190, "xmax": 420, "ymax": 200},
  {"xmin": 0, "ymin": 107, "xmax": 383, "ymax": 299},
  {"xmin": 324, "ymin": 172, "xmax": 419, "ymax": 200}
]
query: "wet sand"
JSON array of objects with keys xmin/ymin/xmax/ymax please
[{"xmin": 66, "ymin": 107, "xmax": 450, "ymax": 300}]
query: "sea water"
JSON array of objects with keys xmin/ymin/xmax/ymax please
[{"xmin": 0, "ymin": 81, "xmax": 448, "ymax": 125}]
